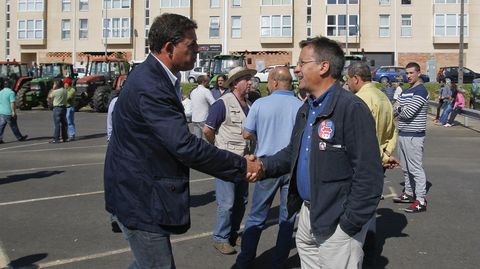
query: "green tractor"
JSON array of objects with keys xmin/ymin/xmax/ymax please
[
  {"xmin": 207, "ymin": 54, "xmax": 245, "ymax": 87},
  {"xmin": 16, "ymin": 62, "xmax": 75, "ymax": 110}
]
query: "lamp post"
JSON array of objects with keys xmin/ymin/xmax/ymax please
[
  {"xmin": 103, "ymin": 1, "xmax": 108, "ymax": 57},
  {"xmin": 458, "ymin": 0, "xmax": 465, "ymax": 89}
]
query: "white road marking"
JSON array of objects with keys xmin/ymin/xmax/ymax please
[
  {"xmin": 0, "ymin": 141, "xmax": 49, "ymax": 151},
  {"xmin": 0, "ymin": 162, "xmax": 104, "ymax": 175},
  {"xmin": 383, "ymin": 186, "xmax": 398, "ymax": 199},
  {"xmin": 0, "ymin": 145, "xmax": 107, "ymax": 154},
  {"xmin": 0, "ymin": 177, "xmax": 214, "ymax": 206},
  {"xmin": 0, "ymin": 240, "xmax": 10, "ymax": 268}
]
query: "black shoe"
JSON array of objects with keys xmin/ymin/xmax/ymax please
[
  {"xmin": 111, "ymin": 221, "xmax": 122, "ymax": 233},
  {"xmin": 0, "ymin": 140, "xmax": 4, "ymax": 144},
  {"xmin": 67, "ymin": 136, "xmax": 75, "ymax": 142},
  {"xmin": 393, "ymin": 192, "xmax": 416, "ymax": 203},
  {"xmin": 18, "ymin": 135, "xmax": 28, "ymax": 141},
  {"xmin": 405, "ymin": 200, "xmax": 427, "ymax": 213},
  {"xmin": 49, "ymin": 140, "xmax": 60, "ymax": 144}
]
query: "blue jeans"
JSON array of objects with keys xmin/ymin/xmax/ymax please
[
  {"xmin": 66, "ymin": 106, "xmax": 75, "ymax": 138},
  {"xmin": 52, "ymin": 107, "xmax": 67, "ymax": 141},
  {"xmin": 212, "ymin": 178, "xmax": 249, "ymax": 243},
  {"xmin": 440, "ymin": 102, "xmax": 453, "ymax": 125},
  {"xmin": 116, "ymin": 217, "xmax": 176, "ymax": 269},
  {"xmin": 0, "ymin": 114, "xmax": 23, "ymax": 141},
  {"xmin": 236, "ymin": 175, "xmax": 295, "ymax": 269}
]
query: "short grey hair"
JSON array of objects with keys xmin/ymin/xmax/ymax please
[{"xmin": 347, "ymin": 62, "xmax": 372, "ymax": 82}]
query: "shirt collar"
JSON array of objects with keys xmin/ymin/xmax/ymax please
[
  {"xmin": 151, "ymin": 53, "xmax": 180, "ymax": 87},
  {"xmin": 271, "ymin": 90, "xmax": 294, "ymax": 96},
  {"xmin": 307, "ymin": 84, "xmax": 334, "ymax": 107}
]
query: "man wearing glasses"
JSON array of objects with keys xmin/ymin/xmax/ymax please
[{"xmin": 255, "ymin": 36, "xmax": 383, "ymax": 268}]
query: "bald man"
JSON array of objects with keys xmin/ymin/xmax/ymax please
[{"xmin": 235, "ymin": 66, "xmax": 303, "ymax": 269}]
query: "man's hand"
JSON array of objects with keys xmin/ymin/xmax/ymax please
[
  {"xmin": 383, "ymin": 156, "xmax": 400, "ymax": 169},
  {"xmin": 245, "ymin": 154, "xmax": 264, "ymax": 182}
]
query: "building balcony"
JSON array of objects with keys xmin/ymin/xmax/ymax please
[
  {"xmin": 104, "ymin": 37, "xmax": 132, "ymax": 45},
  {"xmin": 433, "ymin": 36, "xmax": 468, "ymax": 44},
  {"xmin": 260, "ymin": 36, "xmax": 293, "ymax": 44},
  {"xmin": 18, "ymin": 38, "xmax": 46, "ymax": 46}
]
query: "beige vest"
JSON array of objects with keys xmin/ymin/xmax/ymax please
[{"xmin": 215, "ymin": 92, "xmax": 249, "ymax": 156}]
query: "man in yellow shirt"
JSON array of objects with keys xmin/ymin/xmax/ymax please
[{"xmin": 346, "ymin": 61, "xmax": 400, "ymax": 267}]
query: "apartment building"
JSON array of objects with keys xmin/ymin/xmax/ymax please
[{"xmin": 2, "ymin": 0, "xmax": 479, "ymax": 79}]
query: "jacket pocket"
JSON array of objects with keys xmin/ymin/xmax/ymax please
[
  {"xmin": 318, "ymin": 146, "xmax": 352, "ymax": 182},
  {"xmin": 150, "ymin": 177, "xmax": 190, "ymax": 226}
]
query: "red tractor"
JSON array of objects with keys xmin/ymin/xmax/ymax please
[
  {"xmin": 0, "ymin": 60, "xmax": 33, "ymax": 93},
  {"xmin": 74, "ymin": 57, "xmax": 130, "ymax": 112}
]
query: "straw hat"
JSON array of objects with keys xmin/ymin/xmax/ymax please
[{"xmin": 225, "ymin": 66, "xmax": 257, "ymax": 88}]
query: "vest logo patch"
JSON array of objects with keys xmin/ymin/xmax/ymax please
[{"xmin": 318, "ymin": 120, "xmax": 335, "ymax": 140}]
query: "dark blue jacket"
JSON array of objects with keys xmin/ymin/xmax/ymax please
[
  {"xmin": 261, "ymin": 83, "xmax": 383, "ymax": 237},
  {"xmin": 104, "ymin": 54, "xmax": 246, "ymax": 234}
]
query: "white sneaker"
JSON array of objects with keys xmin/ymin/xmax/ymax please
[{"xmin": 444, "ymin": 123, "xmax": 452, "ymax": 127}]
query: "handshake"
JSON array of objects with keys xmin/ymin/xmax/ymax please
[{"xmin": 244, "ymin": 154, "xmax": 264, "ymax": 183}]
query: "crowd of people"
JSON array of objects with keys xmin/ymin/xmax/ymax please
[
  {"xmin": 99, "ymin": 13, "xmax": 439, "ymax": 269},
  {"xmin": 434, "ymin": 79, "xmax": 466, "ymax": 127}
]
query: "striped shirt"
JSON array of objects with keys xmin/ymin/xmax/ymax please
[{"xmin": 396, "ymin": 84, "xmax": 429, "ymax": 136}]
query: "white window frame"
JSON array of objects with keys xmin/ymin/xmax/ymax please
[
  {"xmin": 61, "ymin": 19, "xmax": 71, "ymax": 40},
  {"xmin": 232, "ymin": 0, "xmax": 241, "ymax": 7},
  {"xmin": 379, "ymin": 0, "xmax": 390, "ymax": 5},
  {"xmin": 103, "ymin": 0, "xmax": 131, "ymax": 9},
  {"xmin": 79, "ymin": 19, "xmax": 88, "ymax": 39},
  {"xmin": 18, "ymin": 0, "xmax": 44, "ymax": 11},
  {"xmin": 210, "ymin": 0, "xmax": 220, "ymax": 7},
  {"xmin": 326, "ymin": 14, "xmax": 358, "ymax": 37},
  {"xmin": 326, "ymin": 0, "xmax": 358, "ymax": 4},
  {"xmin": 400, "ymin": 14, "xmax": 412, "ymax": 37},
  {"xmin": 17, "ymin": 19, "xmax": 44, "ymax": 40},
  {"xmin": 160, "ymin": 0, "xmax": 190, "ymax": 7},
  {"xmin": 260, "ymin": 15, "xmax": 292, "ymax": 37},
  {"xmin": 103, "ymin": 17, "xmax": 131, "ymax": 38},
  {"xmin": 434, "ymin": 13, "xmax": 468, "ymax": 37},
  {"xmin": 379, "ymin": 14, "xmax": 390, "ymax": 37},
  {"xmin": 209, "ymin": 16, "xmax": 220, "ymax": 38},
  {"xmin": 231, "ymin": 16, "xmax": 241, "ymax": 38},
  {"xmin": 62, "ymin": 0, "xmax": 71, "ymax": 11},
  {"xmin": 79, "ymin": 0, "xmax": 89, "ymax": 11},
  {"xmin": 261, "ymin": 0, "xmax": 292, "ymax": 5},
  {"xmin": 434, "ymin": 0, "xmax": 469, "ymax": 3}
]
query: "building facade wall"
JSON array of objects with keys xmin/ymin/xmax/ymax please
[{"xmin": 3, "ymin": 0, "xmax": 479, "ymax": 76}]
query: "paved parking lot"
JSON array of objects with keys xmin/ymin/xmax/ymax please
[{"xmin": 1, "ymin": 108, "xmax": 480, "ymax": 269}]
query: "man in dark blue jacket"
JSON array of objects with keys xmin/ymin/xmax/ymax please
[
  {"xmin": 254, "ymin": 36, "xmax": 384, "ymax": 268},
  {"xmin": 104, "ymin": 14, "xmax": 259, "ymax": 269}
]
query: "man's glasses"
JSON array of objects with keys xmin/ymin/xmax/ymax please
[{"xmin": 296, "ymin": 60, "xmax": 318, "ymax": 67}]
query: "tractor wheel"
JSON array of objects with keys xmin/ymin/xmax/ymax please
[
  {"xmin": 16, "ymin": 86, "xmax": 32, "ymax": 110},
  {"xmin": 108, "ymin": 90, "xmax": 120, "ymax": 107},
  {"xmin": 93, "ymin": 86, "xmax": 112, "ymax": 113},
  {"xmin": 380, "ymin": 77, "xmax": 389, "ymax": 84}
]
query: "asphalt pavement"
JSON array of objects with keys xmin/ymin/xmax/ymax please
[{"xmin": 0, "ymin": 107, "xmax": 479, "ymax": 269}]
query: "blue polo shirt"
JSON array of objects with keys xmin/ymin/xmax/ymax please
[
  {"xmin": 244, "ymin": 90, "xmax": 303, "ymax": 157},
  {"xmin": 296, "ymin": 86, "xmax": 333, "ymax": 201}
]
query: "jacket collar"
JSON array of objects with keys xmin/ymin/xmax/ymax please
[{"xmin": 299, "ymin": 82, "xmax": 343, "ymax": 119}]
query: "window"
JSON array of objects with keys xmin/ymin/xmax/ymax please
[
  {"xmin": 435, "ymin": 0, "xmax": 468, "ymax": 3},
  {"xmin": 327, "ymin": 15, "xmax": 358, "ymax": 36},
  {"xmin": 210, "ymin": 0, "xmax": 220, "ymax": 7},
  {"xmin": 231, "ymin": 16, "xmax": 241, "ymax": 38},
  {"xmin": 379, "ymin": 15, "xmax": 390, "ymax": 37},
  {"xmin": 103, "ymin": 0, "xmax": 130, "ymax": 8},
  {"xmin": 232, "ymin": 0, "xmax": 241, "ymax": 7},
  {"xmin": 160, "ymin": 0, "xmax": 189, "ymax": 7},
  {"xmin": 17, "ymin": 19, "xmax": 43, "ymax": 39},
  {"xmin": 379, "ymin": 0, "xmax": 390, "ymax": 5},
  {"xmin": 401, "ymin": 14, "xmax": 412, "ymax": 37},
  {"xmin": 261, "ymin": 15, "xmax": 292, "ymax": 37},
  {"xmin": 62, "ymin": 0, "xmax": 71, "ymax": 11},
  {"xmin": 79, "ymin": 0, "xmax": 88, "ymax": 11},
  {"xmin": 401, "ymin": 0, "xmax": 411, "ymax": 4},
  {"xmin": 261, "ymin": 0, "xmax": 292, "ymax": 5},
  {"xmin": 18, "ymin": 0, "xmax": 43, "ymax": 11},
  {"xmin": 307, "ymin": 0, "xmax": 312, "ymax": 37},
  {"xmin": 61, "ymin": 19, "xmax": 71, "ymax": 39},
  {"xmin": 209, "ymin": 16, "xmax": 220, "ymax": 38},
  {"xmin": 435, "ymin": 14, "xmax": 468, "ymax": 37},
  {"xmin": 79, "ymin": 19, "xmax": 88, "ymax": 39},
  {"xmin": 103, "ymin": 17, "xmax": 130, "ymax": 38},
  {"xmin": 327, "ymin": 0, "xmax": 358, "ymax": 4}
]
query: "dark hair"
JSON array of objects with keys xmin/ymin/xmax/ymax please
[
  {"xmin": 53, "ymin": 79, "xmax": 63, "ymax": 89},
  {"xmin": 406, "ymin": 62, "xmax": 420, "ymax": 71},
  {"xmin": 216, "ymin": 74, "xmax": 227, "ymax": 87},
  {"xmin": 148, "ymin": 13, "xmax": 198, "ymax": 54},
  {"xmin": 196, "ymin": 75, "xmax": 209, "ymax": 84},
  {"xmin": 299, "ymin": 36, "xmax": 345, "ymax": 79},
  {"xmin": 3, "ymin": 78, "xmax": 14, "ymax": 89},
  {"xmin": 347, "ymin": 62, "xmax": 372, "ymax": 82}
]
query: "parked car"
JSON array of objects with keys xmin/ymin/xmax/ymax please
[
  {"xmin": 372, "ymin": 66, "xmax": 430, "ymax": 83},
  {"xmin": 436, "ymin": 66, "xmax": 480, "ymax": 84},
  {"xmin": 253, "ymin": 65, "xmax": 297, "ymax": 83},
  {"xmin": 188, "ymin": 66, "xmax": 208, "ymax": 83}
]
